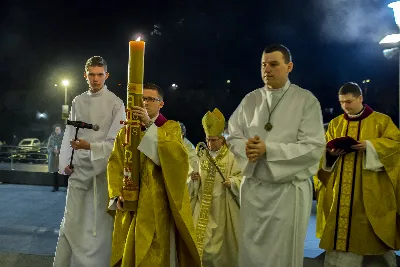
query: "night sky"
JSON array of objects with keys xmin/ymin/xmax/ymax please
[{"xmin": 1, "ymin": 0, "xmax": 399, "ymax": 145}]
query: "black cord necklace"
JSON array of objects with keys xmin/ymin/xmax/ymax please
[{"xmin": 264, "ymin": 84, "xmax": 291, "ymax": 131}]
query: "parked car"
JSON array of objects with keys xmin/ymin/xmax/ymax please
[
  {"xmin": 10, "ymin": 139, "xmax": 47, "ymax": 164},
  {"xmin": 18, "ymin": 138, "xmax": 41, "ymax": 152},
  {"xmin": 40, "ymin": 140, "xmax": 49, "ymax": 154}
]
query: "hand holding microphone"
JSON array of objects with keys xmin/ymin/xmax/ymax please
[
  {"xmin": 64, "ymin": 165, "xmax": 74, "ymax": 175},
  {"xmin": 70, "ymin": 139, "xmax": 90, "ymax": 150},
  {"xmin": 67, "ymin": 120, "xmax": 100, "ymax": 169}
]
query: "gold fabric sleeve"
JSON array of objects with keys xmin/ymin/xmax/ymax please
[
  {"xmin": 108, "ymin": 121, "xmax": 201, "ymax": 267},
  {"xmin": 107, "ymin": 128, "xmax": 125, "ymax": 200},
  {"xmin": 158, "ymin": 121, "xmax": 201, "ymax": 266}
]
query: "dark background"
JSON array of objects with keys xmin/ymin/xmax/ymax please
[{"xmin": 0, "ymin": 0, "xmax": 398, "ymax": 145}]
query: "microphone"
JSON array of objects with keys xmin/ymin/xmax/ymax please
[{"xmin": 67, "ymin": 120, "xmax": 100, "ymax": 131}]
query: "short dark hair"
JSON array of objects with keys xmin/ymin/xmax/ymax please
[
  {"xmin": 263, "ymin": 44, "xmax": 292, "ymax": 64},
  {"xmin": 53, "ymin": 124, "xmax": 62, "ymax": 131},
  {"xmin": 144, "ymin": 83, "xmax": 164, "ymax": 100},
  {"xmin": 338, "ymin": 82, "xmax": 362, "ymax": 97},
  {"xmin": 85, "ymin": 56, "xmax": 107, "ymax": 72}
]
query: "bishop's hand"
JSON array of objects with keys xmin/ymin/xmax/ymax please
[
  {"xmin": 246, "ymin": 135, "xmax": 266, "ymax": 162},
  {"xmin": 222, "ymin": 180, "xmax": 231, "ymax": 188},
  {"xmin": 190, "ymin": 172, "xmax": 200, "ymax": 181}
]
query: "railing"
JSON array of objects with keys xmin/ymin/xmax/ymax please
[{"xmin": 0, "ymin": 145, "xmax": 49, "ymax": 172}]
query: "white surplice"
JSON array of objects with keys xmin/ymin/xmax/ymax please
[
  {"xmin": 183, "ymin": 137, "xmax": 198, "ymax": 172},
  {"xmin": 227, "ymin": 81, "xmax": 326, "ymax": 267},
  {"xmin": 54, "ymin": 86, "xmax": 125, "ymax": 267},
  {"xmin": 183, "ymin": 137, "xmax": 200, "ymax": 212}
]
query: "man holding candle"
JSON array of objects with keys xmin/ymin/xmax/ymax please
[
  {"xmin": 227, "ymin": 44, "xmax": 326, "ymax": 267},
  {"xmin": 53, "ymin": 56, "xmax": 126, "ymax": 267},
  {"xmin": 107, "ymin": 83, "xmax": 201, "ymax": 267}
]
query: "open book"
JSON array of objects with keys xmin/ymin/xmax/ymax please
[{"xmin": 326, "ymin": 136, "xmax": 359, "ymax": 153}]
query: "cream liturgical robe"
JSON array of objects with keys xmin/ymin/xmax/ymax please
[
  {"xmin": 54, "ymin": 86, "xmax": 125, "ymax": 267},
  {"xmin": 228, "ymin": 81, "xmax": 326, "ymax": 267},
  {"xmin": 188, "ymin": 144, "xmax": 242, "ymax": 267}
]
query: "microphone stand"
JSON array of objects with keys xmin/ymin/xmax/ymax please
[
  {"xmin": 67, "ymin": 122, "xmax": 98, "ymax": 170},
  {"xmin": 69, "ymin": 127, "xmax": 80, "ymax": 169}
]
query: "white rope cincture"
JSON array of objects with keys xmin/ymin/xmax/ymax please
[
  {"xmin": 291, "ymin": 180, "xmax": 300, "ymax": 267},
  {"xmin": 92, "ymin": 175, "xmax": 97, "ymax": 237}
]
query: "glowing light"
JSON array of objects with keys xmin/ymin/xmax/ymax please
[
  {"xmin": 37, "ymin": 112, "xmax": 48, "ymax": 119},
  {"xmin": 226, "ymin": 80, "xmax": 231, "ymax": 84},
  {"xmin": 136, "ymin": 37, "xmax": 142, "ymax": 41},
  {"xmin": 383, "ymin": 47, "xmax": 400, "ymax": 59},
  {"xmin": 389, "ymin": 1, "xmax": 400, "ymax": 26},
  {"xmin": 62, "ymin": 80, "xmax": 69, "ymax": 86},
  {"xmin": 379, "ymin": 34, "xmax": 400, "ymax": 45}
]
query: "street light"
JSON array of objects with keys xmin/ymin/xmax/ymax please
[
  {"xmin": 61, "ymin": 80, "xmax": 69, "ymax": 123},
  {"xmin": 37, "ymin": 112, "xmax": 48, "ymax": 119},
  {"xmin": 379, "ymin": 33, "xmax": 400, "ymax": 47},
  {"xmin": 362, "ymin": 79, "xmax": 371, "ymax": 101},
  {"xmin": 389, "ymin": 1, "xmax": 400, "ymax": 25},
  {"xmin": 383, "ymin": 47, "xmax": 400, "ymax": 59},
  {"xmin": 379, "ymin": 1, "xmax": 400, "ymax": 127},
  {"xmin": 171, "ymin": 83, "xmax": 178, "ymax": 90},
  {"xmin": 62, "ymin": 79, "xmax": 69, "ymax": 105}
]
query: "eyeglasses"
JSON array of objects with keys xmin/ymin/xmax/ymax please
[{"xmin": 142, "ymin": 97, "xmax": 161, "ymax": 103}]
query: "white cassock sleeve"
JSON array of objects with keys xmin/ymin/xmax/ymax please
[
  {"xmin": 90, "ymin": 102, "xmax": 126, "ymax": 175},
  {"xmin": 264, "ymin": 96, "xmax": 326, "ymax": 180},
  {"xmin": 137, "ymin": 123, "xmax": 160, "ymax": 166},
  {"xmin": 227, "ymin": 102, "xmax": 257, "ymax": 177},
  {"xmin": 227, "ymin": 158, "xmax": 242, "ymax": 198},
  {"xmin": 58, "ymin": 101, "xmax": 75, "ymax": 174},
  {"xmin": 186, "ymin": 161, "xmax": 200, "ymax": 211},
  {"xmin": 364, "ymin": 140, "xmax": 384, "ymax": 171},
  {"xmin": 108, "ymin": 197, "xmax": 118, "ymax": 210},
  {"xmin": 188, "ymin": 147, "xmax": 199, "ymax": 172}
]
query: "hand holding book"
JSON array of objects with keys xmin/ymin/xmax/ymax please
[{"xmin": 326, "ymin": 136, "xmax": 360, "ymax": 154}]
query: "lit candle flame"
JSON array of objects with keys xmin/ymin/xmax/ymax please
[{"xmin": 136, "ymin": 37, "xmax": 141, "ymax": 41}]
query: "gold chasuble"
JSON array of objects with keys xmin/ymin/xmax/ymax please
[
  {"xmin": 314, "ymin": 105, "xmax": 400, "ymax": 255},
  {"xmin": 107, "ymin": 120, "xmax": 201, "ymax": 267}
]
